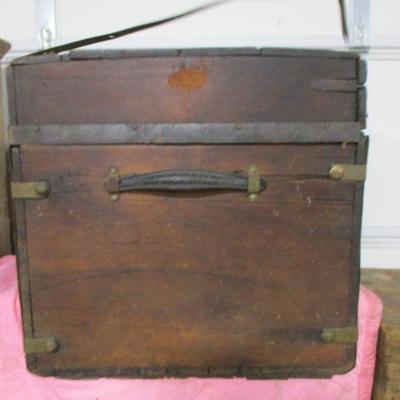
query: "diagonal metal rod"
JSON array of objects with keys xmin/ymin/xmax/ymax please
[
  {"xmin": 29, "ymin": 0, "xmax": 231, "ymax": 56},
  {"xmin": 26, "ymin": 0, "xmax": 354, "ymax": 58}
]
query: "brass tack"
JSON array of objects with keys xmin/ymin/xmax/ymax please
[
  {"xmin": 35, "ymin": 182, "xmax": 49, "ymax": 196},
  {"xmin": 248, "ymin": 193, "xmax": 258, "ymax": 202},
  {"xmin": 110, "ymin": 193, "xmax": 119, "ymax": 202},
  {"xmin": 329, "ymin": 165, "xmax": 345, "ymax": 180}
]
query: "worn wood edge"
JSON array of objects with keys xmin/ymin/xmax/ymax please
[
  {"xmin": 180, "ymin": 47, "xmax": 262, "ymax": 56},
  {"xmin": 69, "ymin": 48, "xmax": 262, "ymax": 60},
  {"xmin": 11, "ymin": 47, "xmax": 359, "ymax": 64},
  {"xmin": 358, "ymin": 59, "xmax": 367, "ymax": 85},
  {"xmin": 10, "ymin": 146, "xmax": 36, "ymax": 370},
  {"xmin": 348, "ymin": 134, "xmax": 368, "ymax": 326},
  {"xmin": 260, "ymin": 47, "xmax": 358, "ymax": 59},
  {"xmin": 0, "ymin": 62, "xmax": 11, "ymax": 255},
  {"xmin": 0, "ymin": 41, "xmax": 11, "ymax": 253},
  {"xmin": 29, "ymin": 352, "xmax": 356, "ymax": 379},
  {"xmin": 357, "ymin": 88, "xmax": 367, "ymax": 129},
  {"xmin": 9, "ymin": 123, "xmax": 363, "ymax": 145},
  {"xmin": 356, "ymin": 59, "xmax": 367, "ymax": 128},
  {"xmin": 11, "ymin": 54, "xmax": 63, "ymax": 65},
  {"xmin": 6, "ymin": 66, "xmax": 18, "ymax": 125},
  {"xmin": 69, "ymin": 47, "xmax": 358, "ymax": 60}
]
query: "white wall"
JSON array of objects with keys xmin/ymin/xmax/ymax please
[{"xmin": 1, "ymin": 0, "xmax": 400, "ymax": 268}]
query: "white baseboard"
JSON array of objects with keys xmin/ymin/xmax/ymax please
[{"xmin": 361, "ymin": 226, "xmax": 400, "ymax": 268}]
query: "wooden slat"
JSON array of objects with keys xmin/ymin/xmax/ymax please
[{"xmin": 67, "ymin": 47, "xmax": 357, "ymax": 60}]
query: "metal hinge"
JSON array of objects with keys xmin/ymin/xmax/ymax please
[
  {"xmin": 329, "ymin": 164, "xmax": 366, "ymax": 182},
  {"xmin": 11, "ymin": 181, "xmax": 50, "ymax": 199},
  {"xmin": 247, "ymin": 164, "xmax": 261, "ymax": 201},
  {"xmin": 24, "ymin": 337, "xmax": 58, "ymax": 354},
  {"xmin": 105, "ymin": 167, "xmax": 120, "ymax": 202},
  {"xmin": 320, "ymin": 327, "xmax": 358, "ymax": 344}
]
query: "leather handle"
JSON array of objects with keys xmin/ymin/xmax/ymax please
[{"xmin": 105, "ymin": 167, "xmax": 267, "ymax": 197}]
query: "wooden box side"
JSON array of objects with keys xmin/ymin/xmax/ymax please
[
  {"xmin": 9, "ymin": 139, "xmax": 366, "ymax": 379},
  {"xmin": 8, "ymin": 51, "xmax": 360, "ymax": 125}
]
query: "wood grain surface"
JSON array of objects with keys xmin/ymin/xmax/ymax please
[
  {"xmin": 11, "ymin": 55, "xmax": 358, "ymax": 125},
  {"xmin": 16, "ymin": 143, "xmax": 359, "ymax": 377}
]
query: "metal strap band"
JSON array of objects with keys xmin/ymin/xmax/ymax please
[
  {"xmin": 11, "ymin": 181, "xmax": 50, "ymax": 199},
  {"xmin": 9, "ymin": 123, "xmax": 363, "ymax": 145},
  {"xmin": 24, "ymin": 337, "xmax": 59, "ymax": 354}
]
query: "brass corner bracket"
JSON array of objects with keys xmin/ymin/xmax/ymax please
[
  {"xmin": 247, "ymin": 164, "xmax": 263, "ymax": 201},
  {"xmin": 11, "ymin": 181, "xmax": 50, "ymax": 199},
  {"xmin": 24, "ymin": 337, "xmax": 59, "ymax": 354},
  {"xmin": 105, "ymin": 167, "xmax": 120, "ymax": 202},
  {"xmin": 329, "ymin": 164, "xmax": 366, "ymax": 182},
  {"xmin": 320, "ymin": 327, "xmax": 358, "ymax": 344}
]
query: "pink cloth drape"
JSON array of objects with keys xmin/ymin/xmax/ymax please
[{"xmin": 0, "ymin": 255, "xmax": 382, "ymax": 400}]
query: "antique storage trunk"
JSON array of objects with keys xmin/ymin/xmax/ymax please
[{"xmin": 7, "ymin": 48, "xmax": 367, "ymax": 379}]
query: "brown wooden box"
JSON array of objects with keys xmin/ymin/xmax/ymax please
[{"xmin": 7, "ymin": 48, "xmax": 367, "ymax": 379}]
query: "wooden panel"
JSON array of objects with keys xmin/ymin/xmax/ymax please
[
  {"xmin": 18, "ymin": 144, "xmax": 358, "ymax": 377},
  {"xmin": 12, "ymin": 55, "xmax": 357, "ymax": 125}
]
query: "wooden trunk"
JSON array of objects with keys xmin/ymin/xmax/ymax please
[{"xmin": 7, "ymin": 48, "xmax": 367, "ymax": 379}]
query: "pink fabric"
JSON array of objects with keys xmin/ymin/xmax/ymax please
[{"xmin": 0, "ymin": 255, "xmax": 382, "ymax": 400}]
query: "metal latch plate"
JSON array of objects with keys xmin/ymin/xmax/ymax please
[
  {"xmin": 329, "ymin": 164, "xmax": 366, "ymax": 182},
  {"xmin": 24, "ymin": 337, "xmax": 58, "ymax": 354},
  {"xmin": 11, "ymin": 181, "xmax": 50, "ymax": 199},
  {"xmin": 320, "ymin": 327, "xmax": 358, "ymax": 344},
  {"xmin": 247, "ymin": 164, "xmax": 262, "ymax": 201}
]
